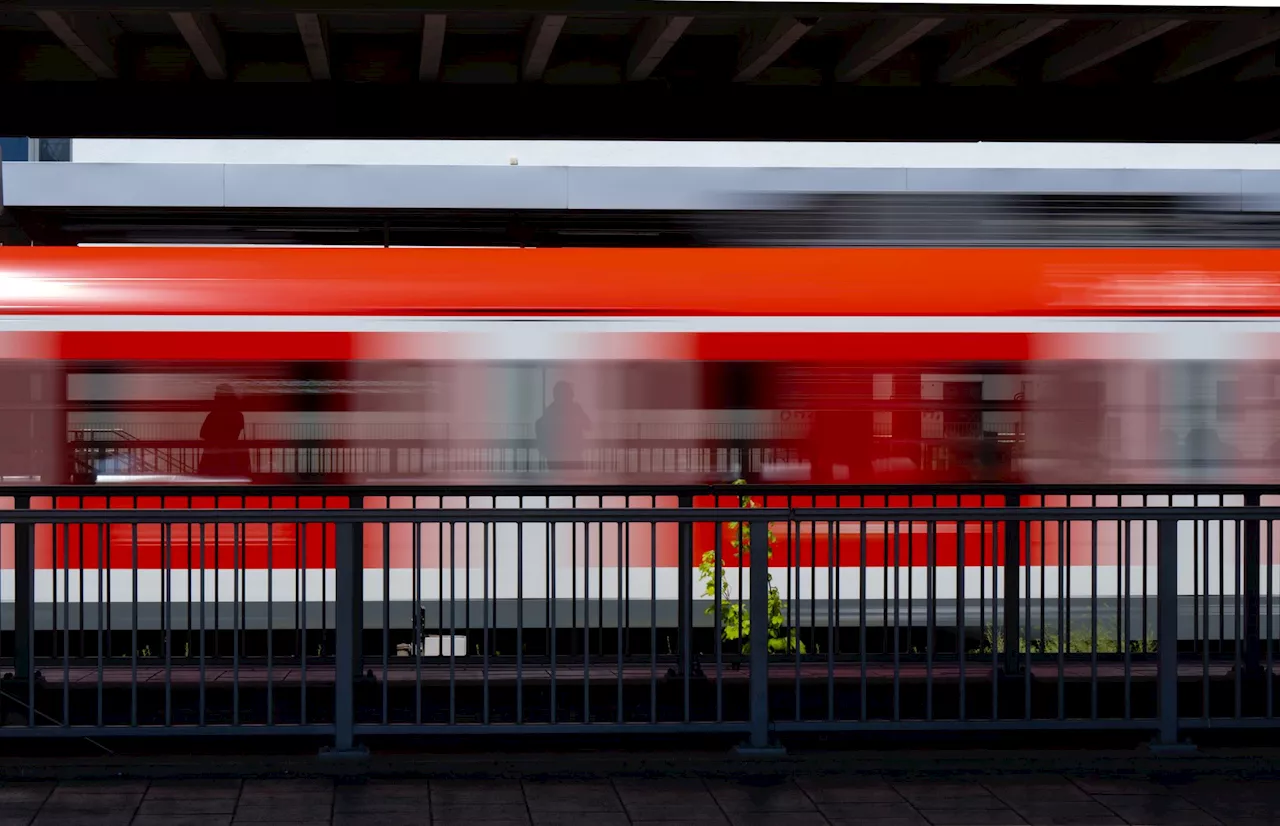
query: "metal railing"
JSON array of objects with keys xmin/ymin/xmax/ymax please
[{"xmin": 1, "ymin": 483, "xmax": 1279, "ymax": 753}]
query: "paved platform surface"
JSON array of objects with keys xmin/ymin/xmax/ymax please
[{"xmin": 0, "ymin": 772, "xmax": 1274, "ymax": 826}]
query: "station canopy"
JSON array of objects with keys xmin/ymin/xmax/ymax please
[{"xmin": 1, "ymin": 0, "xmax": 1279, "ymax": 141}]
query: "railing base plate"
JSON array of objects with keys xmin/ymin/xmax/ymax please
[
  {"xmin": 1145, "ymin": 741, "xmax": 1198, "ymax": 757},
  {"xmin": 318, "ymin": 745, "xmax": 371, "ymax": 761},
  {"xmin": 734, "ymin": 743, "xmax": 787, "ymax": 758}
]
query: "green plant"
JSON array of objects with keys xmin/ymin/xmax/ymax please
[
  {"xmin": 697, "ymin": 480, "xmax": 805, "ymax": 654},
  {"xmin": 970, "ymin": 621, "xmax": 1155, "ymax": 655}
]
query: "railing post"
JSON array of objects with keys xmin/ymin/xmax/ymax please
[
  {"xmin": 1002, "ymin": 493, "xmax": 1021, "ymax": 674},
  {"xmin": 740, "ymin": 517, "xmax": 780, "ymax": 753},
  {"xmin": 322, "ymin": 506, "xmax": 367, "ymax": 759},
  {"xmin": 678, "ymin": 494, "xmax": 693, "ymax": 678},
  {"xmin": 1244, "ymin": 491, "xmax": 1262, "ymax": 677},
  {"xmin": 1155, "ymin": 517, "xmax": 1190, "ymax": 752},
  {"xmin": 13, "ymin": 495, "xmax": 32, "ymax": 683}
]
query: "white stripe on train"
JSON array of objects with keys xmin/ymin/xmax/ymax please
[{"xmin": 3, "ymin": 315, "xmax": 1280, "ymax": 333}]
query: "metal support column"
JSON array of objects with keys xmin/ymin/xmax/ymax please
[
  {"xmin": 322, "ymin": 510, "xmax": 367, "ymax": 759},
  {"xmin": 1002, "ymin": 492, "xmax": 1021, "ymax": 674},
  {"xmin": 739, "ymin": 518, "xmax": 782, "ymax": 754}
]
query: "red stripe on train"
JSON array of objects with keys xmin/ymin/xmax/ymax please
[{"xmin": 2, "ymin": 494, "xmax": 1127, "ymax": 569}]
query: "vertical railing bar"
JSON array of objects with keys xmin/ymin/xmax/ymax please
[
  {"xmin": 1157, "ymin": 516, "xmax": 1179, "ymax": 746},
  {"xmin": 794, "ymin": 517, "xmax": 802, "ymax": 724},
  {"xmin": 988, "ymin": 519, "xmax": 999, "ymax": 722},
  {"xmin": 747, "ymin": 516, "xmax": 770, "ymax": 750},
  {"xmin": 79, "ymin": 512, "xmax": 85, "ymax": 664},
  {"xmin": 1057, "ymin": 519, "xmax": 1065, "ymax": 721},
  {"xmin": 321, "ymin": 504, "xmax": 328, "ymax": 665},
  {"xmin": 1246, "ymin": 492, "xmax": 1263, "ymax": 679},
  {"xmin": 164, "ymin": 521, "xmax": 172, "ymax": 728},
  {"xmin": 1024, "ymin": 519, "xmax": 1031, "ymax": 721},
  {"xmin": 299, "ymin": 521, "xmax": 307, "ymax": 727},
  {"xmin": 1203, "ymin": 517, "xmax": 1210, "ymax": 720},
  {"xmin": 988, "ymin": 515, "xmax": 999, "ymax": 721},
  {"xmin": 465, "ymin": 506, "xmax": 472, "ymax": 672},
  {"xmin": 550, "ymin": 520, "xmax": 557, "ymax": 725},
  {"xmin": 106, "ymin": 505, "xmax": 113, "ymax": 661},
  {"xmin": 958, "ymin": 517, "xmax": 967, "ymax": 723},
  {"xmin": 583, "ymin": 521, "xmax": 591, "ymax": 725},
  {"xmin": 199, "ymin": 522, "xmax": 206, "ymax": 727},
  {"xmin": 1124, "ymin": 517, "xmax": 1133, "ymax": 721},
  {"xmin": 926, "ymin": 518, "xmax": 935, "ymax": 723},
  {"xmin": 214, "ymin": 501, "xmax": 220, "ymax": 661},
  {"xmin": 1193, "ymin": 511, "xmax": 1200, "ymax": 656},
  {"xmin": 131, "ymin": 522, "xmax": 138, "ymax": 728},
  {"xmin": 827, "ymin": 519, "xmax": 835, "ymax": 723},
  {"xmin": 907, "ymin": 509, "xmax": 914, "ymax": 690},
  {"xmin": 267, "ymin": 508, "xmax": 274, "ymax": 728},
  {"xmin": 735, "ymin": 514, "xmax": 744, "ymax": 715},
  {"xmin": 383, "ymin": 520, "xmax": 391, "ymax": 727},
  {"xmin": 449, "ymin": 521, "xmax": 457, "ymax": 725},
  {"xmin": 859, "ymin": 517, "xmax": 867, "ymax": 723},
  {"xmin": 97, "ymin": 522, "xmax": 105, "ymax": 728},
  {"xmin": 835, "ymin": 500, "xmax": 844, "ymax": 664},
  {"xmin": 232, "ymin": 521, "xmax": 240, "ymax": 727},
  {"xmin": 616, "ymin": 521, "xmax": 624, "ymax": 725},
  {"xmin": 333, "ymin": 512, "xmax": 356, "ymax": 752},
  {"xmin": 62, "ymin": 519, "xmax": 70, "ymax": 728},
  {"xmin": 806, "ymin": 512, "xmax": 814, "ymax": 709},
  {"xmin": 1269, "ymin": 517, "xmax": 1275, "ymax": 719},
  {"xmin": 714, "ymin": 518, "xmax": 723, "ymax": 724},
  {"xmin": 514, "ymin": 510, "xmax": 522, "ymax": 726},
  {"xmin": 414, "ymin": 514, "xmax": 423, "ymax": 727},
  {"xmin": 1220, "ymin": 516, "xmax": 1226, "ymax": 651},
  {"xmin": 1040, "ymin": 518, "xmax": 1046, "ymax": 654},
  {"xmin": 892, "ymin": 518, "xmax": 900, "ymax": 723},
  {"xmin": 979, "ymin": 506, "xmax": 987, "ymax": 675},
  {"xmin": 570, "ymin": 510, "xmax": 577, "ymax": 669},
  {"xmin": 624, "ymin": 499, "xmax": 632, "ymax": 662},
  {"xmin": 438, "ymin": 520, "xmax": 444, "ymax": 673},
  {"xmin": 1235, "ymin": 518, "xmax": 1243, "ymax": 719},
  {"xmin": 22, "ymin": 503, "xmax": 32, "ymax": 729},
  {"xmin": 483, "ymin": 520, "xmax": 491, "ymax": 727},
  {"xmin": 1141, "ymin": 495, "xmax": 1149, "ymax": 655},
  {"xmin": 597, "ymin": 515, "xmax": 604, "ymax": 661},
  {"xmin": 1065, "ymin": 518, "xmax": 1073, "ymax": 662},
  {"xmin": 649, "ymin": 509, "xmax": 656, "ymax": 725},
  {"xmin": 1004, "ymin": 493, "xmax": 1021, "ymax": 676}
]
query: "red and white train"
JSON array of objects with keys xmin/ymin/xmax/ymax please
[{"xmin": 1, "ymin": 246, "xmax": 1278, "ymax": 630}]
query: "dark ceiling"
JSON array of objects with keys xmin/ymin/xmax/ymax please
[{"xmin": 0, "ymin": 1, "xmax": 1278, "ymax": 139}]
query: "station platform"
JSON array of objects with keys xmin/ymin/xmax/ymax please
[{"xmin": 2, "ymin": 761, "xmax": 1278, "ymax": 825}]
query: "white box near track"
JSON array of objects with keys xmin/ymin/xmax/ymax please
[{"xmin": 422, "ymin": 635, "xmax": 468, "ymax": 657}]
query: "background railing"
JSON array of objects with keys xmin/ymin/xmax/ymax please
[{"xmin": 1, "ymin": 484, "xmax": 1278, "ymax": 754}]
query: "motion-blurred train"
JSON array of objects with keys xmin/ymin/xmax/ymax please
[{"xmin": 2, "ymin": 246, "xmax": 1280, "ymax": 633}]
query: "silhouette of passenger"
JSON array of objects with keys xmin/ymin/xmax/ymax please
[
  {"xmin": 536, "ymin": 381, "xmax": 591, "ymax": 471},
  {"xmin": 1184, "ymin": 427, "xmax": 1235, "ymax": 467},
  {"xmin": 198, "ymin": 384, "xmax": 250, "ymax": 478}
]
